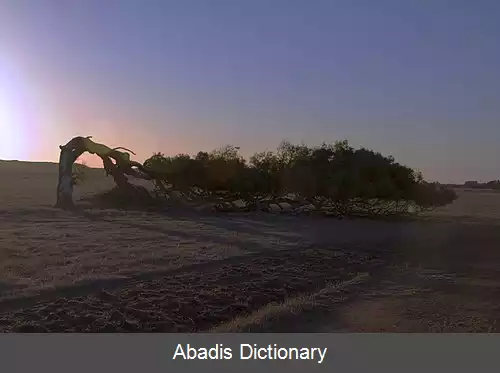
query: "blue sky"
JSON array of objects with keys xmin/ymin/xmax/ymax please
[{"xmin": 0, "ymin": 0, "xmax": 499, "ymax": 182}]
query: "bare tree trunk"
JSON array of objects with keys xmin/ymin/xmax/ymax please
[
  {"xmin": 54, "ymin": 136, "xmax": 159, "ymax": 210},
  {"xmin": 100, "ymin": 156, "xmax": 133, "ymax": 189},
  {"xmin": 54, "ymin": 137, "xmax": 86, "ymax": 209}
]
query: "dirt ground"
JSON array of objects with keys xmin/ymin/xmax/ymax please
[{"xmin": 1, "ymin": 160, "xmax": 500, "ymax": 332}]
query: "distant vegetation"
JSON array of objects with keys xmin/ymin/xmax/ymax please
[
  {"xmin": 446, "ymin": 180, "xmax": 500, "ymax": 191},
  {"xmin": 134, "ymin": 140, "xmax": 457, "ymax": 217},
  {"xmin": 72, "ymin": 161, "xmax": 89, "ymax": 186}
]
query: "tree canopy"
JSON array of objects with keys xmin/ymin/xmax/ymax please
[{"xmin": 141, "ymin": 140, "xmax": 457, "ymax": 216}]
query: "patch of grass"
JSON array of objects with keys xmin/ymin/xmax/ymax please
[{"xmin": 209, "ymin": 272, "xmax": 370, "ymax": 333}]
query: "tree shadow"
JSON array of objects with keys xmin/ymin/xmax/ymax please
[
  {"xmin": 0, "ymin": 243, "xmax": 322, "ymax": 313},
  {"xmin": 0, "ymin": 282, "xmax": 14, "ymax": 297}
]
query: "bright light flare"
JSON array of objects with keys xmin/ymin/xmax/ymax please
[
  {"xmin": 0, "ymin": 54, "xmax": 33, "ymax": 161},
  {"xmin": 0, "ymin": 88, "xmax": 25, "ymax": 160}
]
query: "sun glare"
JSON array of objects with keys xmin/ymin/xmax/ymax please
[
  {"xmin": 0, "ymin": 89, "xmax": 24, "ymax": 160},
  {"xmin": 0, "ymin": 58, "xmax": 32, "ymax": 161}
]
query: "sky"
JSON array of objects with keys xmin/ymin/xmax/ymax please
[{"xmin": 0, "ymin": 0, "xmax": 499, "ymax": 183}]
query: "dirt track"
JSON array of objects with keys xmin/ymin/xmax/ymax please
[{"xmin": 1, "ymin": 161, "xmax": 500, "ymax": 332}]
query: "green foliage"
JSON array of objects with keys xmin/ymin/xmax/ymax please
[{"xmin": 143, "ymin": 140, "xmax": 457, "ymax": 215}]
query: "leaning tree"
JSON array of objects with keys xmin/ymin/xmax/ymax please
[
  {"xmin": 54, "ymin": 136, "xmax": 165, "ymax": 210},
  {"xmin": 54, "ymin": 136, "xmax": 458, "ymax": 217}
]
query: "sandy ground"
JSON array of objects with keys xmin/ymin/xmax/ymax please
[{"xmin": 1, "ymin": 160, "xmax": 500, "ymax": 332}]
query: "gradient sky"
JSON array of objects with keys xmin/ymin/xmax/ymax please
[{"xmin": 0, "ymin": 0, "xmax": 499, "ymax": 183}]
